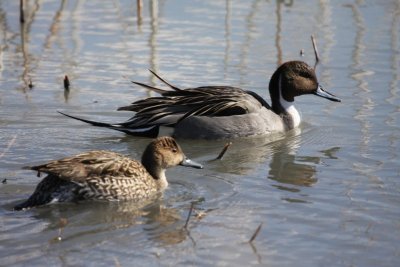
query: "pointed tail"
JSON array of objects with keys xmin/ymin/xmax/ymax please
[
  {"xmin": 14, "ymin": 175, "xmax": 62, "ymax": 211},
  {"xmin": 14, "ymin": 197, "xmax": 49, "ymax": 211},
  {"xmin": 57, "ymin": 111, "xmax": 160, "ymax": 137}
]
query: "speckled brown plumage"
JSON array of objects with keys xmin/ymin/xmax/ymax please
[{"xmin": 14, "ymin": 136, "xmax": 202, "ymax": 210}]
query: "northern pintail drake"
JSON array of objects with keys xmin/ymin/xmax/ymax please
[
  {"xmin": 14, "ymin": 137, "xmax": 202, "ymax": 210},
  {"xmin": 59, "ymin": 61, "xmax": 340, "ymax": 139}
]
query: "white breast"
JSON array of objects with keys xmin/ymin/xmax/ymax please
[{"xmin": 282, "ymin": 101, "xmax": 301, "ymax": 128}]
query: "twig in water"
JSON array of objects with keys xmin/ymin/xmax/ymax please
[
  {"xmin": 247, "ymin": 223, "xmax": 263, "ymax": 264},
  {"xmin": 64, "ymin": 75, "xmax": 70, "ymax": 90},
  {"xmin": 28, "ymin": 79, "xmax": 33, "ymax": 89},
  {"xmin": 0, "ymin": 135, "xmax": 17, "ymax": 159},
  {"xmin": 20, "ymin": 0, "xmax": 25, "ymax": 23},
  {"xmin": 215, "ymin": 142, "xmax": 232, "ymax": 160},
  {"xmin": 184, "ymin": 202, "xmax": 195, "ymax": 229},
  {"xmin": 249, "ymin": 222, "xmax": 263, "ymax": 243},
  {"xmin": 311, "ymin": 35, "xmax": 320, "ymax": 67}
]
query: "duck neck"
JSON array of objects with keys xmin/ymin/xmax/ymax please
[
  {"xmin": 269, "ymin": 72, "xmax": 301, "ymax": 130},
  {"xmin": 154, "ymin": 169, "xmax": 168, "ymax": 190},
  {"xmin": 279, "ymin": 91, "xmax": 301, "ymax": 130},
  {"xmin": 141, "ymin": 153, "xmax": 169, "ymax": 190}
]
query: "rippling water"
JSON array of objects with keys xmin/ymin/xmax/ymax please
[{"xmin": 1, "ymin": 1, "xmax": 399, "ymax": 266}]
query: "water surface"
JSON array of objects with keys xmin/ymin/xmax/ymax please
[{"xmin": 1, "ymin": 1, "xmax": 399, "ymax": 266}]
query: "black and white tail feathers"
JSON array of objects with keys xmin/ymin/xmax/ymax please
[{"xmin": 58, "ymin": 111, "xmax": 160, "ymax": 137}]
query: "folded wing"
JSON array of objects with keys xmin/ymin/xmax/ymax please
[{"xmin": 26, "ymin": 151, "xmax": 145, "ymax": 183}]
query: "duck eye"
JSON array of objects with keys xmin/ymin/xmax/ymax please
[{"xmin": 172, "ymin": 148, "xmax": 177, "ymax": 153}]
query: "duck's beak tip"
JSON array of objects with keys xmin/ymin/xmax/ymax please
[
  {"xmin": 314, "ymin": 85, "xmax": 341, "ymax": 102},
  {"xmin": 180, "ymin": 158, "xmax": 203, "ymax": 169}
]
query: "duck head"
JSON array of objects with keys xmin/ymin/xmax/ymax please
[
  {"xmin": 141, "ymin": 136, "xmax": 203, "ymax": 180},
  {"xmin": 269, "ymin": 61, "xmax": 341, "ymax": 114}
]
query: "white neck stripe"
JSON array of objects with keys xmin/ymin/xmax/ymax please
[{"xmin": 278, "ymin": 74, "xmax": 301, "ymax": 128}]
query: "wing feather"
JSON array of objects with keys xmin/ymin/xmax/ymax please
[
  {"xmin": 26, "ymin": 151, "xmax": 145, "ymax": 183},
  {"xmin": 118, "ymin": 86, "xmax": 268, "ymax": 128}
]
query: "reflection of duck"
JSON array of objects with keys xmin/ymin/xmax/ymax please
[
  {"xmin": 269, "ymin": 153, "xmax": 318, "ymax": 189},
  {"xmin": 268, "ymin": 129, "xmax": 317, "ymax": 189},
  {"xmin": 142, "ymin": 203, "xmax": 189, "ymax": 245},
  {"xmin": 19, "ymin": 200, "xmax": 190, "ymax": 246},
  {"xmin": 268, "ymin": 129, "xmax": 341, "ymax": 190},
  {"xmin": 59, "ymin": 61, "xmax": 340, "ymax": 139},
  {"xmin": 14, "ymin": 137, "xmax": 202, "ymax": 210}
]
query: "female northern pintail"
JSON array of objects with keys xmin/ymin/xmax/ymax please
[
  {"xmin": 60, "ymin": 61, "xmax": 340, "ymax": 139},
  {"xmin": 14, "ymin": 137, "xmax": 202, "ymax": 210}
]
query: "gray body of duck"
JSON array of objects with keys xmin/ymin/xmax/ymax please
[
  {"xmin": 60, "ymin": 61, "xmax": 341, "ymax": 140},
  {"xmin": 14, "ymin": 137, "xmax": 202, "ymax": 210}
]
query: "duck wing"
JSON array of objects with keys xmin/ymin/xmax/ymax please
[
  {"xmin": 25, "ymin": 151, "xmax": 146, "ymax": 183},
  {"xmin": 118, "ymin": 85, "xmax": 270, "ymax": 128}
]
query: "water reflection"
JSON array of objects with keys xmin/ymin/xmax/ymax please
[
  {"xmin": 388, "ymin": 1, "xmax": 400, "ymax": 137},
  {"xmin": 143, "ymin": 203, "xmax": 189, "ymax": 246},
  {"xmin": 349, "ymin": 3, "xmax": 371, "ymax": 153},
  {"xmin": 223, "ymin": 0, "xmax": 231, "ymax": 77},
  {"xmin": 238, "ymin": 0, "xmax": 261, "ymax": 81},
  {"xmin": 275, "ymin": 1, "xmax": 294, "ymax": 66},
  {"xmin": 19, "ymin": 0, "xmax": 39, "ymax": 92},
  {"xmin": 44, "ymin": 0, "xmax": 66, "ymax": 50},
  {"xmin": 136, "ymin": 0, "xmax": 143, "ymax": 27},
  {"xmin": 269, "ymin": 154, "xmax": 317, "ymax": 189},
  {"xmin": 13, "ymin": 199, "xmax": 192, "ymax": 246},
  {"xmin": 346, "ymin": 2, "xmax": 383, "ymax": 188},
  {"xmin": 148, "ymin": 0, "xmax": 159, "ymax": 83},
  {"xmin": 267, "ymin": 129, "xmax": 340, "ymax": 197},
  {"xmin": 268, "ymin": 129, "xmax": 317, "ymax": 190},
  {"xmin": 197, "ymin": 134, "xmax": 286, "ymax": 175}
]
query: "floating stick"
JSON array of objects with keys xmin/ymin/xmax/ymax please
[
  {"xmin": 215, "ymin": 142, "xmax": 232, "ymax": 160},
  {"xmin": 184, "ymin": 202, "xmax": 195, "ymax": 229},
  {"xmin": 311, "ymin": 35, "xmax": 320, "ymax": 66},
  {"xmin": 249, "ymin": 222, "xmax": 263, "ymax": 243},
  {"xmin": 64, "ymin": 75, "xmax": 70, "ymax": 90}
]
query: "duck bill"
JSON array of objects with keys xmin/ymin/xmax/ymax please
[
  {"xmin": 180, "ymin": 157, "xmax": 203, "ymax": 169},
  {"xmin": 314, "ymin": 85, "xmax": 341, "ymax": 102}
]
